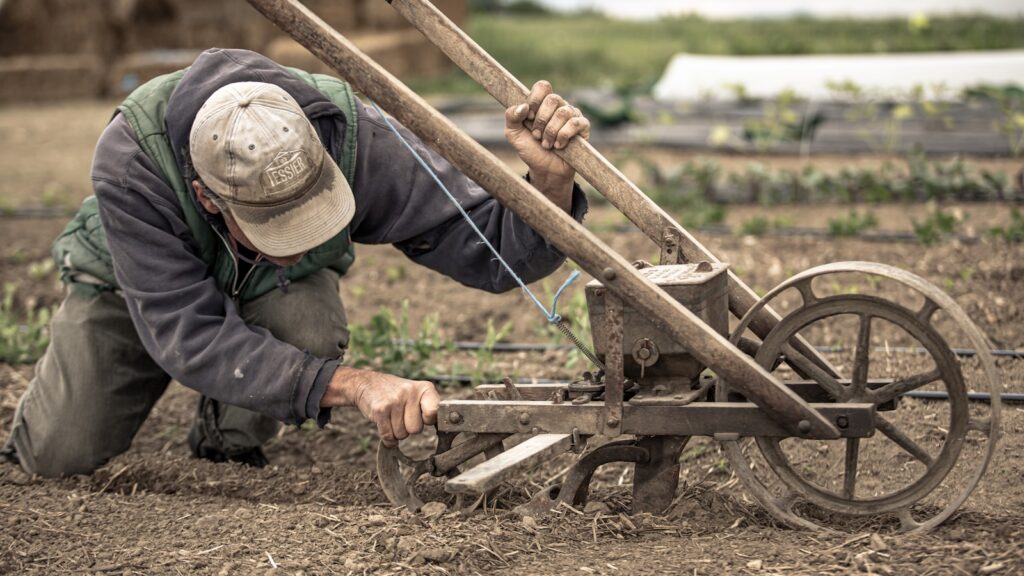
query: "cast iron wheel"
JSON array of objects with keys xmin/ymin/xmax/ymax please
[{"xmin": 720, "ymin": 262, "xmax": 1000, "ymax": 534}]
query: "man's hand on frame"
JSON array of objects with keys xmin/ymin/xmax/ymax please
[{"xmin": 322, "ymin": 366, "xmax": 440, "ymax": 447}]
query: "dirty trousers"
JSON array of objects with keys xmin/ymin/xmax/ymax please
[{"xmin": 3, "ymin": 269, "xmax": 349, "ymax": 478}]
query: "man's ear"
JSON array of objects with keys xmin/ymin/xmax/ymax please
[{"xmin": 193, "ymin": 180, "xmax": 221, "ymax": 214}]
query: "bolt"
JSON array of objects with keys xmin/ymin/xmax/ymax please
[
  {"xmin": 518, "ymin": 412, "xmax": 531, "ymax": 426},
  {"xmin": 695, "ymin": 261, "xmax": 713, "ymax": 272},
  {"xmin": 602, "ymin": 267, "xmax": 617, "ymax": 281},
  {"xmin": 606, "ymin": 417, "xmax": 620, "ymax": 428},
  {"xmin": 448, "ymin": 411, "xmax": 462, "ymax": 424},
  {"xmin": 637, "ymin": 347, "xmax": 651, "ymax": 360},
  {"xmin": 797, "ymin": 419, "xmax": 811, "ymax": 434},
  {"xmin": 836, "ymin": 416, "xmax": 849, "ymax": 429}
]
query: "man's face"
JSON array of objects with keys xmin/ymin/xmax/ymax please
[{"xmin": 193, "ymin": 180, "xmax": 307, "ymax": 268}]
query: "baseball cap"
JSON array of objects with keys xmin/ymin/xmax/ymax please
[{"xmin": 189, "ymin": 81, "xmax": 355, "ymax": 258}]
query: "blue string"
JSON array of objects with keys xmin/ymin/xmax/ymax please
[{"xmin": 369, "ymin": 100, "xmax": 578, "ymax": 324}]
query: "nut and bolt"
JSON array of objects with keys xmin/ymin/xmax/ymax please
[
  {"xmin": 636, "ymin": 347, "xmax": 651, "ymax": 360},
  {"xmin": 605, "ymin": 417, "xmax": 620, "ymax": 428},
  {"xmin": 602, "ymin": 267, "xmax": 617, "ymax": 281},
  {"xmin": 448, "ymin": 411, "xmax": 463, "ymax": 424},
  {"xmin": 518, "ymin": 412, "xmax": 531, "ymax": 425}
]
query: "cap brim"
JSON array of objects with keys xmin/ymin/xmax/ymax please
[{"xmin": 227, "ymin": 148, "xmax": 355, "ymax": 258}]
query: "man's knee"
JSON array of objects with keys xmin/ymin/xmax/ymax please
[{"xmin": 7, "ymin": 412, "xmax": 124, "ymax": 478}]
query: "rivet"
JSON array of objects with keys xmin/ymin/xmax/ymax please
[
  {"xmin": 836, "ymin": 416, "xmax": 849, "ymax": 429},
  {"xmin": 797, "ymin": 419, "xmax": 811, "ymax": 434},
  {"xmin": 518, "ymin": 412, "xmax": 531, "ymax": 425},
  {"xmin": 605, "ymin": 417, "xmax": 620, "ymax": 428},
  {"xmin": 602, "ymin": 267, "xmax": 616, "ymax": 281},
  {"xmin": 212, "ymin": 134, "xmax": 218, "ymax": 140},
  {"xmin": 283, "ymin": 126, "xmax": 289, "ymax": 132},
  {"xmin": 248, "ymin": 144, "xmax": 255, "ymax": 150},
  {"xmin": 448, "ymin": 411, "xmax": 462, "ymax": 424}
]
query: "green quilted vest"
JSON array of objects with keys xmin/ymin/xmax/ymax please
[{"xmin": 52, "ymin": 67, "xmax": 359, "ymax": 301}]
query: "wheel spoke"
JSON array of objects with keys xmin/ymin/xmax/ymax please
[
  {"xmin": 843, "ymin": 438, "xmax": 860, "ymax": 499},
  {"xmin": 782, "ymin": 344, "xmax": 846, "ymax": 400},
  {"xmin": 875, "ymin": 414, "xmax": 934, "ymax": 467},
  {"xmin": 851, "ymin": 314, "xmax": 872, "ymax": 396},
  {"xmin": 870, "ymin": 368, "xmax": 943, "ymax": 405}
]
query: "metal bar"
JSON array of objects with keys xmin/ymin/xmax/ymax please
[
  {"xmin": 431, "ymin": 433, "xmax": 509, "ymax": 476},
  {"xmin": 445, "ymin": 433, "xmax": 573, "ymax": 494},
  {"xmin": 602, "ymin": 294, "xmax": 624, "ymax": 435},
  {"xmin": 439, "ymin": 400, "xmax": 873, "ymax": 438},
  {"xmin": 245, "ymin": 0, "xmax": 839, "ymax": 439},
  {"xmin": 632, "ymin": 436, "xmax": 689, "ymax": 514},
  {"xmin": 386, "ymin": 0, "xmax": 842, "ymax": 379}
]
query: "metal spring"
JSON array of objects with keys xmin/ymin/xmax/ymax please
[{"xmin": 555, "ymin": 319, "xmax": 606, "ymax": 371}]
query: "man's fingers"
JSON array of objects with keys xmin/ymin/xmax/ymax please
[
  {"xmin": 419, "ymin": 383, "xmax": 440, "ymax": 426},
  {"xmin": 532, "ymin": 93, "xmax": 566, "ymax": 141},
  {"xmin": 542, "ymin": 105, "xmax": 577, "ymax": 149},
  {"xmin": 390, "ymin": 401, "xmax": 408, "ymax": 442},
  {"xmin": 527, "ymin": 80, "xmax": 552, "ymax": 121},
  {"xmin": 504, "ymin": 103, "xmax": 530, "ymax": 133},
  {"xmin": 554, "ymin": 115, "xmax": 591, "ymax": 149},
  {"xmin": 375, "ymin": 410, "xmax": 397, "ymax": 448}
]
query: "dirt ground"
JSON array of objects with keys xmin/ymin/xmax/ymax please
[{"xmin": 1, "ymin": 100, "xmax": 1024, "ymax": 574}]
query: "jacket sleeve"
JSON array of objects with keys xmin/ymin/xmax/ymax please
[
  {"xmin": 92, "ymin": 115, "xmax": 330, "ymax": 425},
  {"xmin": 346, "ymin": 100, "xmax": 588, "ymax": 293}
]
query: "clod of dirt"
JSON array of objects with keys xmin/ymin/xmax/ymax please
[
  {"xmin": 521, "ymin": 515, "xmax": 539, "ymax": 532},
  {"xmin": 419, "ymin": 547, "xmax": 458, "ymax": 563},
  {"xmin": 746, "ymin": 559, "xmax": 764, "ymax": 570},
  {"xmin": 583, "ymin": 501, "xmax": 610, "ymax": 515},
  {"xmin": 870, "ymin": 533, "xmax": 888, "ymax": 552},
  {"xmin": 420, "ymin": 501, "xmax": 447, "ymax": 519}
]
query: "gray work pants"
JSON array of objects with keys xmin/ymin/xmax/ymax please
[{"xmin": 2, "ymin": 269, "xmax": 348, "ymax": 478}]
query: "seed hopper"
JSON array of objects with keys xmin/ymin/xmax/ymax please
[{"xmin": 248, "ymin": 0, "xmax": 1002, "ymax": 533}]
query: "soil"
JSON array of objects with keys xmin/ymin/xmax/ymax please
[{"xmin": 1, "ymin": 101, "xmax": 1024, "ymax": 574}]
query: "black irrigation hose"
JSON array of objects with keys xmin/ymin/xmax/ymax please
[
  {"xmin": 423, "ymin": 374, "xmax": 1024, "ymax": 403},
  {"xmin": 409, "ymin": 339, "xmax": 1024, "ymax": 360}
]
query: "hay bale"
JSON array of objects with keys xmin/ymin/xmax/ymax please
[
  {"xmin": 0, "ymin": 54, "xmax": 104, "ymax": 102},
  {"xmin": 106, "ymin": 49, "xmax": 202, "ymax": 97}
]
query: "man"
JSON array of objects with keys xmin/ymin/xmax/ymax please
[{"xmin": 1, "ymin": 48, "xmax": 590, "ymax": 477}]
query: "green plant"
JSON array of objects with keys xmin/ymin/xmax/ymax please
[
  {"xmin": 988, "ymin": 207, "xmax": 1024, "ymax": 242},
  {"xmin": 742, "ymin": 89, "xmax": 825, "ymax": 152},
  {"xmin": 911, "ymin": 206, "xmax": 962, "ymax": 245},
  {"xmin": 966, "ymin": 84, "xmax": 1024, "ymax": 156},
  {"xmin": 827, "ymin": 209, "xmax": 878, "ymax": 237},
  {"xmin": 738, "ymin": 215, "xmax": 792, "ymax": 236},
  {"xmin": 0, "ymin": 283, "xmax": 54, "ymax": 364},
  {"xmin": 469, "ymin": 318, "xmax": 514, "ymax": 385},
  {"xmin": 347, "ymin": 300, "xmax": 451, "ymax": 379}
]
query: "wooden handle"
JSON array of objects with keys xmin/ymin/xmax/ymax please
[
  {"xmin": 244, "ymin": 0, "xmax": 839, "ymax": 439},
  {"xmin": 387, "ymin": 0, "xmax": 841, "ymax": 379}
]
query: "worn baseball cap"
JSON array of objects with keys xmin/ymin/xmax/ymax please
[{"xmin": 190, "ymin": 81, "xmax": 355, "ymax": 257}]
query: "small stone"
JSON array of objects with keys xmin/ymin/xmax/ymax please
[
  {"xmin": 396, "ymin": 535, "xmax": 419, "ymax": 556},
  {"xmin": 366, "ymin": 514, "xmax": 386, "ymax": 526},
  {"xmin": 420, "ymin": 501, "xmax": 447, "ymax": 519},
  {"xmin": 869, "ymin": 533, "xmax": 888, "ymax": 551},
  {"xmin": 521, "ymin": 516, "xmax": 539, "ymax": 531},
  {"xmin": 419, "ymin": 547, "xmax": 457, "ymax": 563},
  {"xmin": 746, "ymin": 559, "xmax": 763, "ymax": 571},
  {"xmin": 583, "ymin": 501, "xmax": 610, "ymax": 515}
]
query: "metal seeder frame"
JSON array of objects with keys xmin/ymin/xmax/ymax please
[{"xmin": 247, "ymin": 0, "xmax": 1002, "ymax": 533}]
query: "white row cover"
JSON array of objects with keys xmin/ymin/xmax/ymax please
[{"xmin": 652, "ymin": 50, "xmax": 1024, "ymax": 101}]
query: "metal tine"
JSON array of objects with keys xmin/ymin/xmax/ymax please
[{"xmin": 386, "ymin": 0, "xmax": 841, "ymax": 379}]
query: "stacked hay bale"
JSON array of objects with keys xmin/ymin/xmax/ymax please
[{"xmin": 0, "ymin": 0, "xmax": 467, "ymax": 102}]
